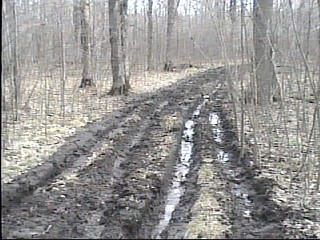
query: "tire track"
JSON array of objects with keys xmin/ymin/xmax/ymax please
[
  {"xmin": 2, "ymin": 99, "xmax": 169, "ymax": 239},
  {"xmin": 1, "ymin": 68, "xmax": 226, "ymax": 239},
  {"xmin": 160, "ymin": 85, "xmax": 227, "ymax": 239},
  {"xmin": 99, "ymin": 73, "xmax": 224, "ymax": 239}
]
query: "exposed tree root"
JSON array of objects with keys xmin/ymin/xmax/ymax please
[
  {"xmin": 79, "ymin": 78, "xmax": 95, "ymax": 88},
  {"xmin": 108, "ymin": 84, "xmax": 130, "ymax": 96}
]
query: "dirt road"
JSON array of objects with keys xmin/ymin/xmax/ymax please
[{"xmin": 1, "ymin": 68, "xmax": 317, "ymax": 239}]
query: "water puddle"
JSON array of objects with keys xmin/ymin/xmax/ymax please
[
  {"xmin": 209, "ymin": 111, "xmax": 253, "ymax": 219},
  {"xmin": 233, "ymin": 184, "xmax": 252, "ymax": 207},
  {"xmin": 209, "ymin": 112, "xmax": 231, "ymax": 163},
  {"xmin": 231, "ymin": 183, "xmax": 253, "ymax": 220},
  {"xmin": 152, "ymin": 98, "xmax": 208, "ymax": 239},
  {"xmin": 217, "ymin": 149, "xmax": 231, "ymax": 163},
  {"xmin": 209, "ymin": 112, "xmax": 224, "ymax": 144}
]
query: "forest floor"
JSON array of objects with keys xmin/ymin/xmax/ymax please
[{"xmin": 2, "ymin": 67, "xmax": 319, "ymax": 239}]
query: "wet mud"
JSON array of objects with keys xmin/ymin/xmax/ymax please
[{"xmin": 1, "ymin": 68, "xmax": 318, "ymax": 239}]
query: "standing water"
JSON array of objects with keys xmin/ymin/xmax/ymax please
[
  {"xmin": 209, "ymin": 111, "xmax": 253, "ymax": 220},
  {"xmin": 209, "ymin": 112, "xmax": 231, "ymax": 163},
  {"xmin": 152, "ymin": 97, "xmax": 208, "ymax": 239},
  {"xmin": 209, "ymin": 112, "xmax": 223, "ymax": 144}
]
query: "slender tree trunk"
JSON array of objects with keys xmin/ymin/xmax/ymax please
[
  {"xmin": 316, "ymin": 0, "xmax": 320, "ymax": 190},
  {"xmin": 230, "ymin": 0, "xmax": 237, "ymax": 57},
  {"xmin": 253, "ymin": 0, "xmax": 278, "ymax": 104},
  {"xmin": 73, "ymin": 0, "xmax": 81, "ymax": 63},
  {"xmin": 230, "ymin": 0, "xmax": 236, "ymax": 23},
  {"xmin": 318, "ymin": 0, "xmax": 320, "ymax": 71},
  {"xmin": 109, "ymin": 0, "xmax": 120, "ymax": 93},
  {"xmin": 147, "ymin": 0, "xmax": 153, "ymax": 71},
  {"xmin": 2, "ymin": 1, "xmax": 8, "ymax": 156},
  {"xmin": 108, "ymin": 0, "xmax": 129, "ymax": 95},
  {"xmin": 164, "ymin": 0, "xmax": 180, "ymax": 71},
  {"xmin": 120, "ymin": 0, "xmax": 130, "ymax": 90},
  {"xmin": 58, "ymin": 2, "xmax": 66, "ymax": 120},
  {"xmin": 79, "ymin": 0, "xmax": 94, "ymax": 88},
  {"xmin": 73, "ymin": 0, "xmax": 80, "ymax": 44},
  {"xmin": 6, "ymin": 0, "xmax": 20, "ymax": 120},
  {"xmin": 240, "ymin": 0, "xmax": 245, "ymax": 158}
]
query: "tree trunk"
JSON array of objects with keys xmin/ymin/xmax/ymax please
[
  {"xmin": 316, "ymin": 0, "xmax": 320, "ymax": 190},
  {"xmin": 120, "ymin": 0, "xmax": 130, "ymax": 90},
  {"xmin": 6, "ymin": 0, "xmax": 20, "ymax": 120},
  {"xmin": 318, "ymin": 0, "xmax": 320, "ymax": 69},
  {"xmin": 230, "ymin": 0, "xmax": 237, "ymax": 56},
  {"xmin": 79, "ymin": 0, "xmax": 94, "ymax": 88},
  {"xmin": 230, "ymin": 0, "xmax": 236, "ymax": 23},
  {"xmin": 58, "ymin": 1, "xmax": 66, "ymax": 120},
  {"xmin": 108, "ymin": 0, "xmax": 129, "ymax": 95},
  {"xmin": 253, "ymin": 0, "xmax": 278, "ymax": 104},
  {"xmin": 164, "ymin": 0, "xmax": 180, "ymax": 71},
  {"xmin": 73, "ymin": 0, "xmax": 81, "ymax": 44},
  {"xmin": 147, "ymin": 0, "xmax": 153, "ymax": 71}
]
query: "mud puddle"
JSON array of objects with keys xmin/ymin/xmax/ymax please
[
  {"xmin": 209, "ymin": 112, "xmax": 223, "ymax": 144},
  {"xmin": 209, "ymin": 109, "xmax": 257, "ymax": 236},
  {"xmin": 152, "ymin": 98, "xmax": 208, "ymax": 239},
  {"xmin": 209, "ymin": 111, "xmax": 234, "ymax": 165},
  {"xmin": 209, "ymin": 109, "xmax": 252, "ymax": 215},
  {"xmin": 209, "ymin": 111, "xmax": 232, "ymax": 164},
  {"xmin": 207, "ymin": 107, "xmax": 291, "ymax": 238}
]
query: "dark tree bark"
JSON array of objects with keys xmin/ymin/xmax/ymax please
[
  {"xmin": 120, "ymin": 0, "xmax": 130, "ymax": 90},
  {"xmin": 6, "ymin": 0, "xmax": 20, "ymax": 120},
  {"xmin": 253, "ymin": 0, "xmax": 279, "ymax": 104},
  {"xmin": 230, "ymin": 0, "xmax": 236, "ymax": 23},
  {"xmin": 164, "ymin": 0, "xmax": 180, "ymax": 71},
  {"xmin": 108, "ymin": 0, "xmax": 130, "ymax": 95},
  {"xmin": 73, "ymin": 0, "xmax": 81, "ymax": 44},
  {"xmin": 147, "ymin": 0, "xmax": 153, "ymax": 71},
  {"xmin": 79, "ymin": 0, "xmax": 94, "ymax": 88}
]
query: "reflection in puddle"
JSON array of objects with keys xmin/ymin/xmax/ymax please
[
  {"xmin": 233, "ymin": 186, "xmax": 251, "ymax": 206},
  {"xmin": 209, "ymin": 111, "xmax": 252, "ymax": 219},
  {"xmin": 217, "ymin": 150, "xmax": 230, "ymax": 163},
  {"xmin": 153, "ymin": 99, "xmax": 207, "ymax": 239},
  {"xmin": 193, "ymin": 98, "xmax": 209, "ymax": 117},
  {"xmin": 209, "ymin": 112, "xmax": 230, "ymax": 163},
  {"xmin": 209, "ymin": 112, "xmax": 223, "ymax": 143},
  {"xmin": 232, "ymin": 183, "xmax": 253, "ymax": 217}
]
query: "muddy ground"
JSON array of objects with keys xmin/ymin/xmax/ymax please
[{"xmin": 1, "ymin": 68, "xmax": 318, "ymax": 239}]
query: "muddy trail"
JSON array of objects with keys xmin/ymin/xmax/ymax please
[{"xmin": 1, "ymin": 68, "xmax": 315, "ymax": 239}]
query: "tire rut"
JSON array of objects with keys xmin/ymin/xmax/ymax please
[
  {"xmin": 158, "ymin": 88, "xmax": 295, "ymax": 239},
  {"xmin": 2, "ymin": 97, "xmax": 169, "ymax": 239},
  {"xmin": 2, "ymin": 68, "xmax": 225, "ymax": 239}
]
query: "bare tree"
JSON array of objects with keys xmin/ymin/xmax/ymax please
[
  {"xmin": 147, "ymin": 0, "xmax": 154, "ymax": 71},
  {"xmin": 318, "ymin": 0, "xmax": 320, "ymax": 70},
  {"xmin": 5, "ymin": 0, "xmax": 20, "ymax": 120},
  {"xmin": 108, "ymin": 0, "xmax": 130, "ymax": 95},
  {"xmin": 73, "ymin": 0, "xmax": 81, "ymax": 63},
  {"xmin": 57, "ymin": 1, "xmax": 66, "ymax": 119},
  {"xmin": 317, "ymin": 0, "xmax": 320, "ymax": 191},
  {"xmin": 109, "ymin": 0, "xmax": 120, "ymax": 94},
  {"xmin": 164, "ymin": 0, "xmax": 180, "ymax": 71},
  {"xmin": 73, "ymin": 0, "xmax": 81, "ymax": 44},
  {"xmin": 253, "ymin": 0, "xmax": 278, "ymax": 104},
  {"xmin": 230, "ymin": 0, "xmax": 237, "ymax": 23},
  {"xmin": 120, "ymin": 0, "xmax": 130, "ymax": 90},
  {"xmin": 79, "ymin": 0, "xmax": 94, "ymax": 88}
]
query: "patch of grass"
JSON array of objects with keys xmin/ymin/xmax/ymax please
[{"xmin": 187, "ymin": 163, "xmax": 230, "ymax": 238}]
